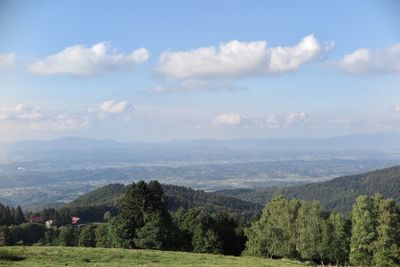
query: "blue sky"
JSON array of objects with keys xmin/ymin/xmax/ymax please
[{"xmin": 0, "ymin": 0, "xmax": 399, "ymax": 141}]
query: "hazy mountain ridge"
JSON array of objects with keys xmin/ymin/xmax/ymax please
[{"xmin": 221, "ymin": 165, "xmax": 400, "ymax": 214}]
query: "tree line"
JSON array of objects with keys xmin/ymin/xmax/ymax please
[{"xmin": 0, "ymin": 180, "xmax": 399, "ymax": 266}]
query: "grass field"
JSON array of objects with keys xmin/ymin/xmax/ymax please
[{"xmin": 0, "ymin": 246, "xmax": 309, "ymax": 266}]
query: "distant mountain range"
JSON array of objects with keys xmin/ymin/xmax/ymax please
[
  {"xmin": 69, "ymin": 165, "xmax": 400, "ymax": 215},
  {"xmin": 3, "ymin": 132, "xmax": 400, "ymax": 152}
]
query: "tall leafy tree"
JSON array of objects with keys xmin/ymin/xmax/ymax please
[
  {"xmin": 373, "ymin": 197, "xmax": 400, "ymax": 266},
  {"xmin": 320, "ymin": 212, "xmax": 350, "ymax": 265},
  {"xmin": 296, "ymin": 201, "xmax": 324, "ymax": 261},
  {"xmin": 350, "ymin": 195, "xmax": 377, "ymax": 266},
  {"xmin": 244, "ymin": 196, "xmax": 300, "ymax": 258}
]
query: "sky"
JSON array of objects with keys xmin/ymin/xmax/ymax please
[{"xmin": 0, "ymin": 0, "xmax": 400, "ymax": 141}]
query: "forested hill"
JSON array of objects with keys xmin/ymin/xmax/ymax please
[
  {"xmin": 221, "ymin": 165, "xmax": 400, "ymax": 214},
  {"xmin": 69, "ymin": 183, "xmax": 262, "ymax": 216}
]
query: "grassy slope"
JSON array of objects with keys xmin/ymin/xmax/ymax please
[{"xmin": 0, "ymin": 246, "xmax": 307, "ymax": 267}]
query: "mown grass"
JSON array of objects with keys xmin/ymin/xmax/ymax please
[{"xmin": 0, "ymin": 246, "xmax": 309, "ymax": 266}]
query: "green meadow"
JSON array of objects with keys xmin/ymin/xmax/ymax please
[{"xmin": 0, "ymin": 246, "xmax": 308, "ymax": 267}]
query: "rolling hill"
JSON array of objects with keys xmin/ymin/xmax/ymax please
[
  {"xmin": 69, "ymin": 183, "xmax": 262, "ymax": 217},
  {"xmin": 221, "ymin": 165, "xmax": 400, "ymax": 214}
]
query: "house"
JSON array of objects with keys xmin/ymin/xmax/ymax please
[
  {"xmin": 45, "ymin": 220, "xmax": 54, "ymax": 229},
  {"xmin": 71, "ymin": 216, "xmax": 80, "ymax": 225},
  {"xmin": 30, "ymin": 216, "xmax": 44, "ymax": 224}
]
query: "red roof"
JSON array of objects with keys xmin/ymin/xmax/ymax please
[{"xmin": 30, "ymin": 216, "xmax": 44, "ymax": 223}]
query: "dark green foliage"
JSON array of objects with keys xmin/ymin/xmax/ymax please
[
  {"xmin": 349, "ymin": 195, "xmax": 378, "ymax": 265},
  {"xmin": 79, "ymin": 225, "xmax": 96, "ymax": 247},
  {"xmin": 20, "ymin": 223, "xmax": 45, "ymax": 245},
  {"xmin": 70, "ymin": 183, "xmax": 261, "ymax": 218},
  {"xmin": 350, "ymin": 194, "xmax": 400, "ymax": 266},
  {"xmin": 172, "ymin": 208, "xmax": 245, "ymax": 255},
  {"xmin": 8, "ymin": 225, "xmax": 24, "ymax": 245},
  {"xmin": 14, "ymin": 206, "xmax": 25, "ymax": 225},
  {"xmin": 0, "ymin": 250, "xmax": 25, "ymax": 261},
  {"xmin": 135, "ymin": 213, "xmax": 173, "ymax": 250},
  {"xmin": 95, "ymin": 223, "xmax": 110, "ymax": 247},
  {"xmin": 115, "ymin": 180, "xmax": 177, "ymax": 250},
  {"xmin": 43, "ymin": 228, "xmax": 57, "ymax": 245},
  {"xmin": 57, "ymin": 226, "xmax": 75, "ymax": 246},
  {"xmin": 0, "ymin": 203, "xmax": 13, "ymax": 226},
  {"xmin": 320, "ymin": 212, "xmax": 350, "ymax": 265},
  {"xmin": 70, "ymin": 184, "xmax": 126, "ymax": 206},
  {"xmin": 373, "ymin": 197, "xmax": 400, "ymax": 266},
  {"xmin": 245, "ymin": 196, "xmax": 353, "ymax": 264},
  {"xmin": 222, "ymin": 165, "xmax": 400, "ymax": 214}
]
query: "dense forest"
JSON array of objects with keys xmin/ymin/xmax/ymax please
[
  {"xmin": 222, "ymin": 165, "xmax": 400, "ymax": 214},
  {"xmin": 1, "ymin": 178, "xmax": 399, "ymax": 266},
  {"xmin": 69, "ymin": 183, "xmax": 262, "ymax": 217}
]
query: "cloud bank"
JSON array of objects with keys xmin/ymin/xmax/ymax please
[
  {"xmin": 0, "ymin": 100, "xmax": 134, "ymax": 131},
  {"xmin": 212, "ymin": 112, "xmax": 309, "ymax": 127},
  {"xmin": 339, "ymin": 44, "xmax": 400, "ymax": 75},
  {"xmin": 29, "ymin": 42, "xmax": 149, "ymax": 75},
  {"xmin": 156, "ymin": 35, "xmax": 332, "ymax": 79}
]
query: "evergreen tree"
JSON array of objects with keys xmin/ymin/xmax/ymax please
[
  {"xmin": 0, "ymin": 204, "xmax": 13, "ymax": 226},
  {"xmin": 14, "ymin": 206, "xmax": 25, "ymax": 225}
]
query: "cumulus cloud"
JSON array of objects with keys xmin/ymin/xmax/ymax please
[
  {"xmin": 29, "ymin": 42, "xmax": 149, "ymax": 75},
  {"xmin": 339, "ymin": 44, "xmax": 400, "ymax": 75},
  {"xmin": 213, "ymin": 113, "xmax": 245, "ymax": 125},
  {"xmin": 144, "ymin": 80, "xmax": 246, "ymax": 94},
  {"xmin": 0, "ymin": 53, "xmax": 15, "ymax": 68},
  {"xmin": 286, "ymin": 112, "xmax": 309, "ymax": 124},
  {"xmin": 156, "ymin": 35, "xmax": 332, "ymax": 79}
]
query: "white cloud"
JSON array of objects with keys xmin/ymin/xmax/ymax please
[
  {"xmin": 389, "ymin": 106, "xmax": 400, "ymax": 112},
  {"xmin": 156, "ymin": 35, "xmax": 332, "ymax": 79},
  {"xmin": 0, "ymin": 104, "xmax": 89, "ymax": 131},
  {"xmin": 144, "ymin": 80, "xmax": 246, "ymax": 94},
  {"xmin": 265, "ymin": 114, "xmax": 280, "ymax": 128},
  {"xmin": 0, "ymin": 53, "xmax": 15, "ymax": 68},
  {"xmin": 29, "ymin": 42, "xmax": 149, "ymax": 75},
  {"xmin": 339, "ymin": 44, "xmax": 400, "ymax": 75},
  {"xmin": 100, "ymin": 100, "xmax": 133, "ymax": 114},
  {"xmin": 213, "ymin": 113, "xmax": 245, "ymax": 125},
  {"xmin": 285, "ymin": 112, "xmax": 309, "ymax": 124}
]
